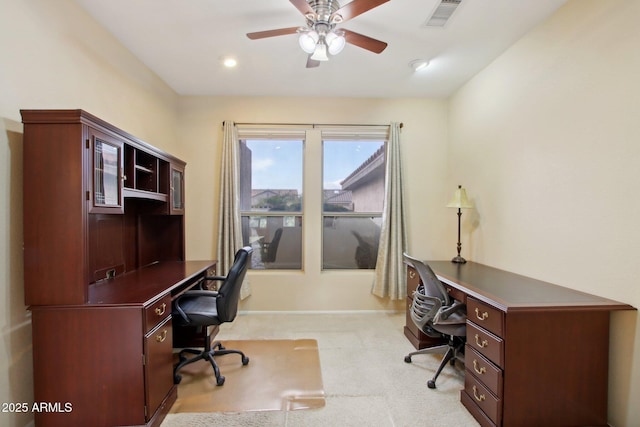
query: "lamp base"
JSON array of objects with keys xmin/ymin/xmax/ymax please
[{"xmin": 451, "ymin": 255, "xmax": 467, "ymax": 264}]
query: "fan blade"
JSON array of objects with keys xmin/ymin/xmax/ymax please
[
  {"xmin": 306, "ymin": 56, "xmax": 321, "ymax": 68},
  {"xmin": 247, "ymin": 27, "xmax": 300, "ymax": 40},
  {"xmin": 333, "ymin": 0, "xmax": 390, "ymax": 22},
  {"xmin": 290, "ymin": 0, "xmax": 315, "ymax": 17},
  {"xmin": 342, "ymin": 28, "xmax": 387, "ymax": 54}
]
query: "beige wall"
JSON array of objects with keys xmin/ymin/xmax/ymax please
[
  {"xmin": 0, "ymin": 1, "xmax": 178, "ymax": 426},
  {"xmin": 448, "ymin": 0, "xmax": 640, "ymax": 424}
]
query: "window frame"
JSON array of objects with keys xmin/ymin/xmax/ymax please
[
  {"xmin": 237, "ymin": 126, "xmax": 306, "ymax": 271},
  {"xmin": 236, "ymin": 124, "xmax": 389, "ymax": 272},
  {"xmin": 320, "ymin": 128, "xmax": 388, "ymax": 271}
]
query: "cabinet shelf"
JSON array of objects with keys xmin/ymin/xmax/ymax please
[
  {"xmin": 135, "ymin": 164, "xmax": 154, "ymax": 174},
  {"xmin": 123, "ymin": 187, "xmax": 167, "ymax": 202}
]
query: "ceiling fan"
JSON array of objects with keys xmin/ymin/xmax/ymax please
[{"xmin": 246, "ymin": 0, "xmax": 390, "ymax": 68}]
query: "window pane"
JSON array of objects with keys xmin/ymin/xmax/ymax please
[
  {"xmin": 240, "ymin": 139, "xmax": 303, "ymax": 212},
  {"xmin": 323, "ymin": 216, "xmax": 381, "ymax": 269},
  {"xmin": 323, "ymin": 139, "xmax": 385, "ymax": 270},
  {"xmin": 323, "ymin": 140, "xmax": 385, "ymax": 213},
  {"xmin": 242, "ymin": 215, "xmax": 302, "ymax": 270}
]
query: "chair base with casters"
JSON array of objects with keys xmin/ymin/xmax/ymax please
[
  {"xmin": 404, "ymin": 335, "xmax": 465, "ymax": 389},
  {"xmin": 174, "ymin": 333, "xmax": 249, "ymax": 386}
]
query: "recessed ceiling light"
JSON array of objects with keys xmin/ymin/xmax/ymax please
[
  {"xmin": 409, "ymin": 59, "xmax": 430, "ymax": 72},
  {"xmin": 222, "ymin": 57, "xmax": 237, "ymax": 68}
]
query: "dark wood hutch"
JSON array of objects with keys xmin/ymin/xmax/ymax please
[{"xmin": 21, "ymin": 109, "xmax": 215, "ymax": 427}]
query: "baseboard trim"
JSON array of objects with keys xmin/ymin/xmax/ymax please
[{"xmin": 238, "ymin": 310, "xmax": 403, "ymax": 315}]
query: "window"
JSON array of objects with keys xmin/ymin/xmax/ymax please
[
  {"xmin": 239, "ymin": 136, "xmax": 303, "ymax": 270},
  {"xmin": 322, "ymin": 138, "xmax": 385, "ymax": 269},
  {"xmin": 238, "ymin": 125, "xmax": 387, "ymax": 271}
]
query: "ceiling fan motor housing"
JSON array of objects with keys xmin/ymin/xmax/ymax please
[{"xmin": 308, "ymin": 0, "xmax": 342, "ymax": 26}]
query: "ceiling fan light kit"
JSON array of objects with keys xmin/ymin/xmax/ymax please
[
  {"xmin": 298, "ymin": 29, "xmax": 319, "ymax": 53},
  {"xmin": 247, "ymin": 0, "xmax": 390, "ymax": 68}
]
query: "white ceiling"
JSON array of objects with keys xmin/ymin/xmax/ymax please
[{"xmin": 73, "ymin": 0, "xmax": 568, "ymax": 98}]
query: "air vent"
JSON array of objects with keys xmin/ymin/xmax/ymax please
[{"xmin": 423, "ymin": 0, "xmax": 462, "ymax": 27}]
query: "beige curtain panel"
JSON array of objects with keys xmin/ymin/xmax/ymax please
[
  {"xmin": 372, "ymin": 122, "xmax": 407, "ymax": 300},
  {"xmin": 217, "ymin": 120, "xmax": 251, "ymax": 300}
]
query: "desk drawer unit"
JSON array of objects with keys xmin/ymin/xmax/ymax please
[
  {"xmin": 463, "ymin": 297, "xmax": 505, "ymax": 427},
  {"xmin": 144, "ymin": 315, "xmax": 174, "ymax": 421}
]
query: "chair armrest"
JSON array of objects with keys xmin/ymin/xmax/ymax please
[
  {"xmin": 204, "ymin": 276, "xmax": 226, "ymax": 281},
  {"xmin": 434, "ymin": 301, "xmax": 466, "ymax": 324}
]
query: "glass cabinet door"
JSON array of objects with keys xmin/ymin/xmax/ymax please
[
  {"xmin": 170, "ymin": 165, "xmax": 184, "ymax": 214},
  {"xmin": 90, "ymin": 129, "xmax": 124, "ymax": 214}
]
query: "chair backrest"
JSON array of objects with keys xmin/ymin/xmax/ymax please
[
  {"xmin": 216, "ymin": 246, "xmax": 253, "ymax": 322},
  {"xmin": 403, "ymin": 253, "xmax": 453, "ymax": 335},
  {"xmin": 403, "ymin": 253, "xmax": 450, "ymax": 306}
]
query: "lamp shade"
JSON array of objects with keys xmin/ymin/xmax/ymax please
[
  {"xmin": 299, "ymin": 31, "xmax": 319, "ymax": 54},
  {"xmin": 326, "ymin": 30, "xmax": 345, "ymax": 55},
  {"xmin": 446, "ymin": 185, "xmax": 473, "ymax": 209},
  {"xmin": 310, "ymin": 41, "xmax": 329, "ymax": 61}
]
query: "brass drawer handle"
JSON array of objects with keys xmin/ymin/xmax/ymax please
[
  {"xmin": 475, "ymin": 307, "xmax": 489, "ymax": 321},
  {"xmin": 473, "ymin": 359, "xmax": 486, "ymax": 375},
  {"xmin": 474, "ymin": 334, "xmax": 489, "ymax": 348},
  {"xmin": 155, "ymin": 303, "xmax": 166, "ymax": 317},
  {"xmin": 409, "ymin": 270, "xmax": 416, "ymax": 279},
  {"xmin": 156, "ymin": 329, "xmax": 168, "ymax": 343},
  {"xmin": 472, "ymin": 385, "xmax": 486, "ymax": 402}
]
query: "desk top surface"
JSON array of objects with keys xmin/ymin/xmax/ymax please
[
  {"xmin": 87, "ymin": 260, "xmax": 216, "ymax": 306},
  {"xmin": 428, "ymin": 260, "xmax": 635, "ymax": 312}
]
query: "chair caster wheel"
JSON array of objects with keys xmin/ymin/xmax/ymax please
[
  {"xmin": 427, "ymin": 380, "xmax": 436, "ymax": 389},
  {"xmin": 216, "ymin": 376, "xmax": 225, "ymax": 386},
  {"xmin": 174, "ymin": 374, "xmax": 182, "ymax": 384},
  {"xmin": 242, "ymin": 356, "xmax": 250, "ymax": 365},
  {"xmin": 404, "ymin": 355, "xmax": 412, "ymax": 363}
]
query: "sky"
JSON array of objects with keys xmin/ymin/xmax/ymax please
[{"xmin": 246, "ymin": 139, "xmax": 383, "ymax": 193}]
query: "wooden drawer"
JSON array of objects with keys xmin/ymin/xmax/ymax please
[
  {"xmin": 468, "ymin": 298, "xmax": 504, "ymax": 337},
  {"xmin": 445, "ymin": 285, "xmax": 466, "ymax": 304},
  {"xmin": 144, "ymin": 294, "xmax": 171, "ymax": 334},
  {"xmin": 467, "ymin": 321, "xmax": 504, "ymax": 368},
  {"xmin": 464, "ymin": 373, "xmax": 502, "ymax": 426},
  {"xmin": 461, "ymin": 390, "xmax": 497, "ymax": 427},
  {"xmin": 144, "ymin": 316, "xmax": 174, "ymax": 420},
  {"xmin": 466, "ymin": 345, "xmax": 503, "ymax": 397}
]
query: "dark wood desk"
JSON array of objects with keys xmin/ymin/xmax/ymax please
[
  {"xmin": 406, "ymin": 261, "xmax": 635, "ymax": 427},
  {"xmin": 31, "ymin": 260, "xmax": 216, "ymax": 427}
]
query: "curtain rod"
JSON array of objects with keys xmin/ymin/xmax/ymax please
[{"xmin": 228, "ymin": 122, "xmax": 403, "ymax": 128}]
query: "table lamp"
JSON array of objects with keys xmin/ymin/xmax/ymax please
[{"xmin": 446, "ymin": 185, "xmax": 473, "ymax": 263}]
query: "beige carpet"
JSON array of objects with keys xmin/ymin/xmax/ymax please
[{"xmin": 169, "ymin": 339, "xmax": 325, "ymax": 414}]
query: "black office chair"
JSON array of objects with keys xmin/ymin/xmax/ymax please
[
  {"xmin": 403, "ymin": 253, "xmax": 467, "ymax": 389},
  {"xmin": 172, "ymin": 246, "xmax": 253, "ymax": 386}
]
